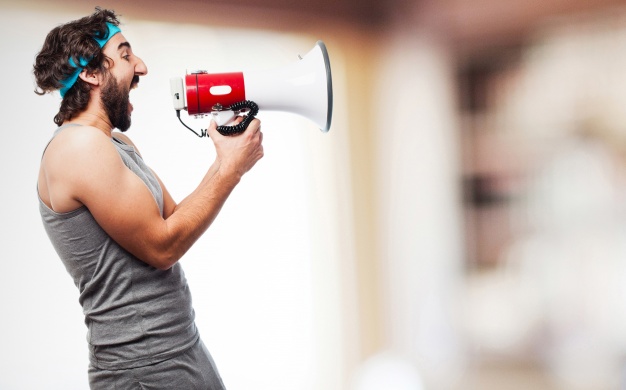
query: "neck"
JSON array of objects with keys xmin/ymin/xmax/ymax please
[{"xmin": 65, "ymin": 97, "xmax": 113, "ymax": 136}]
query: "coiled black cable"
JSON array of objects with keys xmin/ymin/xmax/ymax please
[
  {"xmin": 216, "ymin": 100, "xmax": 259, "ymax": 136},
  {"xmin": 176, "ymin": 100, "xmax": 259, "ymax": 138}
]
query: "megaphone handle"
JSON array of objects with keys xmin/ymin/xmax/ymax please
[{"xmin": 216, "ymin": 100, "xmax": 259, "ymax": 136}]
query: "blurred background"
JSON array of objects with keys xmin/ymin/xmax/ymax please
[{"xmin": 2, "ymin": 0, "xmax": 626, "ymax": 389}]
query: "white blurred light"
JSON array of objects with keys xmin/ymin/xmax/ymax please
[{"xmin": 352, "ymin": 352, "xmax": 425, "ymax": 390}]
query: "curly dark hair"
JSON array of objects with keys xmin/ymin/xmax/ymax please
[{"xmin": 33, "ymin": 7, "xmax": 121, "ymax": 126}]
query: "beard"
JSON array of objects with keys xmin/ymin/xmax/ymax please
[{"xmin": 101, "ymin": 74, "xmax": 138, "ymax": 132}]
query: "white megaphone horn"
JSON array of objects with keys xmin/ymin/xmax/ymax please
[{"xmin": 170, "ymin": 40, "xmax": 333, "ymax": 136}]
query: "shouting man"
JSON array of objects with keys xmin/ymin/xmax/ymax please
[{"xmin": 34, "ymin": 8, "xmax": 263, "ymax": 389}]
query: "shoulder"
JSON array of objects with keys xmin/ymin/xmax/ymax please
[
  {"xmin": 43, "ymin": 126, "xmax": 123, "ymax": 176},
  {"xmin": 40, "ymin": 125, "xmax": 131, "ymax": 211},
  {"xmin": 45, "ymin": 125, "xmax": 111, "ymax": 160}
]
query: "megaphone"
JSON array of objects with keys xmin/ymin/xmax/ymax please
[{"xmin": 170, "ymin": 40, "xmax": 333, "ymax": 136}]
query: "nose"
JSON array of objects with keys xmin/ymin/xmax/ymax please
[{"xmin": 135, "ymin": 57, "xmax": 148, "ymax": 76}]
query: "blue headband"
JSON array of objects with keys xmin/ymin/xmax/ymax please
[{"xmin": 60, "ymin": 22, "xmax": 122, "ymax": 97}]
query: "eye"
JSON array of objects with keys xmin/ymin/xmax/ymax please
[{"xmin": 122, "ymin": 54, "xmax": 131, "ymax": 61}]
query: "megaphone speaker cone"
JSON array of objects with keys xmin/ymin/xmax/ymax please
[{"xmin": 243, "ymin": 40, "xmax": 333, "ymax": 132}]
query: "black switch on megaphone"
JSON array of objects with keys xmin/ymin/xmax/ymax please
[{"xmin": 170, "ymin": 41, "xmax": 333, "ymax": 136}]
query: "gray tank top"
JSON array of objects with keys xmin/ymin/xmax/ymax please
[{"xmin": 39, "ymin": 125, "xmax": 198, "ymax": 370}]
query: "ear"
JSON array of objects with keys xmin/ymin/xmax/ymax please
[{"xmin": 78, "ymin": 69, "xmax": 101, "ymax": 87}]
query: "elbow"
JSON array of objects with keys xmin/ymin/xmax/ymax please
[
  {"xmin": 146, "ymin": 245, "xmax": 183, "ymax": 271},
  {"xmin": 153, "ymin": 259, "xmax": 176, "ymax": 271},
  {"xmin": 140, "ymin": 222, "xmax": 192, "ymax": 270}
]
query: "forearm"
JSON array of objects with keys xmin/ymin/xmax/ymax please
[
  {"xmin": 151, "ymin": 118, "xmax": 263, "ymax": 269},
  {"xmin": 157, "ymin": 161, "xmax": 241, "ymax": 269}
]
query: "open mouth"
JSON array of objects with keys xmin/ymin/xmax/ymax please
[
  {"xmin": 128, "ymin": 76, "xmax": 140, "ymax": 112},
  {"xmin": 130, "ymin": 75, "xmax": 140, "ymax": 90}
]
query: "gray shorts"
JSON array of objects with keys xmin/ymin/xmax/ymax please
[{"xmin": 88, "ymin": 338, "xmax": 226, "ymax": 390}]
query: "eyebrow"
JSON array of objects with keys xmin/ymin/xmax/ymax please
[{"xmin": 118, "ymin": 42, "xmax": 131, "ymax": 50}]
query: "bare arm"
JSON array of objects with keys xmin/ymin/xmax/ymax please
[{"xmin": 42, "ymin": 119, "xmax": 263, "ymax": 270}]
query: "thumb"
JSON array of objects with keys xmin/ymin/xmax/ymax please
[{"xmin": 206, "ymin": 119, "xmax": 220, "ymax": 139}]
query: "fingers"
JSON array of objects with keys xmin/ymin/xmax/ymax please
[
  {"xmin": 243, "ymin": 118, "xmax": 263, "ymax": 161},
  {"xmin": 206, "ymin": 119, "xmax": 219, "ymax": 138},
  {"xmin": 208, "ymin": 115, "xmax": 264, "ymax": 177},
  {"xmin": 228, "ymin": 116, "xmax": 244, "ymax": 126},
  {"xmin": 248, "ymin": 119, "xmax": 263, "ymax": 150},
  {"xmin": 245, "ymin": 118, "xmax": 261, "ymax": 136},
  {"xmin": 207, "ymin": 115, "xmax": 245, "ymax": 136},
  {"xmin": 208, "ymin": 115, "xmax": 263, "ymax": 164}
]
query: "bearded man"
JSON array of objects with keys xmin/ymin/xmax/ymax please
[{"xmin": 34, "ymin": 8, "xmax": 263, "ymax": 389}]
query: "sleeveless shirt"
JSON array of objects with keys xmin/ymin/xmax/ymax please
[{"xmin": 38, "ymin": 125, "xmax": 199, "ymax": 370}]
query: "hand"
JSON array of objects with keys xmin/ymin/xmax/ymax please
[{"xmin": 207, "ymin": 116, "xmax": 264, "ymax": 180}]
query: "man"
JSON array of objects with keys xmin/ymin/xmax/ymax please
[{"xmin": 34, "ymin": 8, "xmax": 263, "ymax": 389}]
